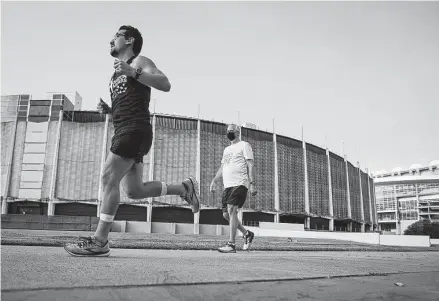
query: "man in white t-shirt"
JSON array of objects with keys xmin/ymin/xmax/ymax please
[{"xmin": 210, "ymin": 124, "xmax": 257, "ymax": 253}]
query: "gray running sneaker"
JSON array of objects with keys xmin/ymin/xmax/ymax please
[
  {"xmin": 243, "ymin": 230, "xmax": 255, "ymax": 251},
  {"xmin": 64, "ymin": 236, "xmax": 110, "ymax": 257},
  {"xmin": 218, "ymin": 242, "xmax": 236, "ymax": 253},
  {"xmin": 181, "ymin": 176, "xmax": 200, "ymax": 213}
]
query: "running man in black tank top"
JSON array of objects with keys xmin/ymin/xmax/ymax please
[{"xmin": 64, "ymin": 25, "xmax": 200, "ymax": 257}]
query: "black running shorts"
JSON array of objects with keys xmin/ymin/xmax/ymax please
[
  {"xmin": 110, "ymin": 125, "xmax": 153, "ymax": 164},
  {"xmin": 221, "ymin": 185, "xmax": 248, "ymax": 212}
]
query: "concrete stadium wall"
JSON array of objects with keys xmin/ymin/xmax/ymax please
[
  {"xmin": 379, "ymin": 235, "xmax": 431, "ymax": 247},
  {"xmin": 56, "ymin": 122, "xmax": 105, "ymax": 200},
  {"xmin": 1, "ymin": 114, "xmax": 377, "ymax": 230}
]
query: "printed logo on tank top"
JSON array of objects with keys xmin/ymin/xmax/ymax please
[{"xmin": 109, "ymin": 74, "xmax": 128, "ymax": 99}]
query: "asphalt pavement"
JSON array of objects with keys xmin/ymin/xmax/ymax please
[{"xmin": 2, "ymin": 246, "xmax": 439, "ymax": 301}]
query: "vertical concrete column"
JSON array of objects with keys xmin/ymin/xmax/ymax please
[
  {"xmin": 48, "ymin": 111, "xmax": 64, "ymax": 216},
  {"xmin": 96, "ymin": 113, "xmax": 109, "ymax": 217},
  {"xmin": 415, "ymin": 184, "xmax": 420, "ymax": 221},
  {"xmin": 393, "ymin": 185, "xmax": 400, "ymax": 234},
  {"xmin": 147, "ymin": 114, "xmax": 157, "ymax": 221},
  {"xmin": 2, "ymin": 198, "xmax": 9, "ymax": 215},
  {"xmin": 326, "ymin": 149, "xmax": 334, "ymax": 231},
  {"xmin": 303, "ymin": 139, "xmax": 310, "ymax": 229},
  {"xmin": 147, "ymin": 202, "xmax": 152, "ymax": 222},
  {"xmin": 373, "ymin": 184, "xmax": 379, "ymax": 231},
  {"xmin": 193, "ymin": 211, "xmax": 200, "ymax": 234},
  {"xmin": 344, "ymin": 157, "xmax": 352, "ymax": 231},
  {"xmin": 374, "ymin": 183, "xmax": 378, "ymax": 231},
  {"xmin": 149, "ymin": 115, "xmax": 157, "ymax": 182},
  {"xmin": 194, "ymin": 119, "xmax": 201, "ymax": 231},
  {"xmin": 274, "ymin": 212, "xmax": 280, "ymax": 223},
  {"xmin": 357, "ymin": 163, "xmax": 365, "ymax": 232},
  {"xmin": 3, "ymin": 111, "xmax": 19, "ymax": 199},
  {"xmin": 273, "ymin": 133, "xmax": 280, "ymax": 221},
  {"xmin": 47, "ymin": 201, "xmax": 55, "ymax": 216},
  {"xmin": 366, "ymin": 169, "xmax": 374, "ymax": 230}
]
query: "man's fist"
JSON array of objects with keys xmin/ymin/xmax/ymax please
[
  {"xmin": 114, "ymin": 59, "xmax": 135, "ymax": 77},
  {"xmin": 249, "ymin": 184, "xmax": 257, "ymax": 196},
  {"xmin": 210, "ymin": 181, "xmax": 216, "ymax": 194}
]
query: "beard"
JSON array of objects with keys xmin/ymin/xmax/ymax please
[{"xmin": 110, "ymin": 48, "xmax": 118, "ymax": 57}]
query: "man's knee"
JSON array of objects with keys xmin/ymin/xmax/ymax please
[
  {"xmin": 227, "ymin": 205, "xmax": 239, "ymax": 216},
  {"xmin": 102, "ymin": 154, "xmax": 133, "ymax": 188},
  {"xmin": 102, "ymin": 169, "xmax": 119, "ymax": 188},
  {"xmin": 123, "ymin": 186, "xmax": 142, "ymax": 199}
]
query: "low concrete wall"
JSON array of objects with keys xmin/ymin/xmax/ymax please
[
  {"xmin": 221, "ymin": 225, "xmax": 230, "ymax": 236},
  {"xmin": 111, "ymin": 221, "xmax": 126, "ymax": 232},
  {"xmin": 175, "ymin": 223, "xmax": 193, "ymax": 235},
  {"xmin": 1, "ymin": 215, "xmax": 433, "ymax": 248},
  {"xmin": 126, "ymin": 221, "xmax": 151, "ymax": 234},
  {"xmin": 199, "ymin": 224, "xmax": 217, "ymax": 236},
  {"xmin": 151, "ymin": 222, "xmax": 175, "ymax": 234},
  {"xmin": 260, "ymin": 222, "xmax": 304, "ymax": 231},
  {"xmin": 1, "ymin": 214, "xmax": 98, "ymax": 231},
  {"xmin": 258, "ymin": 228, "xmax": 381, "ymax": 245},
  {"xmin": 379, "ymin": 235, "xmax": 431, "ymax": 247}
]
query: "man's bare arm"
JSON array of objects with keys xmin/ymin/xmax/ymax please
[
  {"xmin": 247, "ymin": 159, "xmax": 255, "ymax": 184},
  {"xmin": 212, "ymin": 164, "xmax": 224, "ymax": 183},
  {"xmin": 132, "ymin": 56, "xmax": 171, "ymax": 92}
]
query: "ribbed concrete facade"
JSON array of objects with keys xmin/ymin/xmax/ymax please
[{"xmin": 1, "ymin": 111, "xmax": 378, "ymax": 231}]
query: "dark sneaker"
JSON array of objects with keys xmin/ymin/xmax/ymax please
[
  {"xmin": 181, "ymin": 176, "xmax": 200, "ymax": 213},
  {"xmin": 243, "ymin": 230, "xmax": 255, "ymax": 251},
  {"xmin": 64, "ymin": 236, "xmax": 110, "ymax": 257},
  {"xmin": 218, "ymin": 242, "xmax": 236, "ymax": 253}
]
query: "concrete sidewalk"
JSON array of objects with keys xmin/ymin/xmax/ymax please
[
  {"xmin": 3, "ymin": 272, "xmax": 438, "ymax": 301},
  {"xmin": 2, "ymin": 246, "xmax": 439, "ymax": 301},
  {"xmin": 2, "ymin": 229, "xmax": 438, "ymax": 252}
]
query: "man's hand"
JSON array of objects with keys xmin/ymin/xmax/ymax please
[
  {"xmin": 97, "ymin": 99, "xmax": 111, "ymax": 114},
  {"xmin": 114, "ymin": 59, "xmax": 136, "ymax": 77},
  {"xmin": 249, "ymin": 183, "xmax": 257, "ymax": 196},
  {"xmin": 210, "ymin": 181, "xmax": 216, "ymax": 194}
]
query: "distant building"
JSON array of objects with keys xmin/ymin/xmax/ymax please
[
  {"xmin": 1, "ymin": 94, "xmax": 31, "ymax": 122},
  {"xmin": 46, "ymin": 92, "xmax": 82, "ymax": 111},
  {"xmin": 1, "ymin": 92, "xmax": 81, "ymax": 122},
  {"xmin": 242, "ymin": 122, "xmax": 257, "ymax": 130},
  {"xmin": 1, "ymin": 92, "xmax": 80, "ymax": 200},
  {"xmin": 373, "ymin": 161, "xmax": 439, "ymax": 234}
]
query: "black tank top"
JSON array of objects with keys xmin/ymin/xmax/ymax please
[{"xmin": 109, "ymin": 56, "xmax": 151, "ymax": 134}]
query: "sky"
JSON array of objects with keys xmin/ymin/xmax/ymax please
[{"xmin": 1, "ymin": 1, "xmax": 439, "ymax": 174}]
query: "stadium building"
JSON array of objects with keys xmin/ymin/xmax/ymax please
[
  {"xmin": 1, "ymin": 93, "xmax": 378, "ymax": 232},
  {"xmin": 373, "ymin": 162, "xmax": 439, "ymax": 235}
]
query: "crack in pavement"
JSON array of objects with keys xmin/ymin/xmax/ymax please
[{"xmin": 3, "ymin": 270, "xmax": 438, "ymax": 293}]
